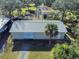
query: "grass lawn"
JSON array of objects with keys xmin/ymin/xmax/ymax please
[
  {"xmin": 0, "ymin": 35, "xmax": 19, "ymax": 59},
  {"xmin": 0, "ymin": 51, "xmax": 19, "ymax": 59},
  {"xmin": 28, "ymin": 51, "xmax": 50, "ymax": 59}
]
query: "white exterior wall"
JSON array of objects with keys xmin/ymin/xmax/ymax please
[
  {"xmin": 11, "ymin": 32, "xmax": 65, "ymax": 40},
  {"xmin": 33, "ymin": 32, "xmax": 65, "ymax": 39}
]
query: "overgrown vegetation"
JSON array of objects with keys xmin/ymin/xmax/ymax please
[{"xmin": 50, "ymin": 43, "xmax": 79, "ymax": 59}]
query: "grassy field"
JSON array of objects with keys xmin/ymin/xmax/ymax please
[{"xmin": 28, "ymin": 51, "xmax": 50, "ymax": 59}]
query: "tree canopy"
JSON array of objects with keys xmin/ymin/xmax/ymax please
[
  {"xmin": 50, "ymin": 44, "xmax": 79, "ymax": 59},
  {"xmin": 52, "ymin": 0, "xmax": 79, "ymax": 11},
  {"xmin": 0, "ymin": 0, "xmax": 21, "ymax": 16},
  {"xmin": 45, "ymin": 24, "xmax": 58, "ymax": 37}
]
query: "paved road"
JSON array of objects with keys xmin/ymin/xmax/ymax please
[
  {"xmin": 17, "ymin": 44, "xmax": 30, "ymax": 59},
  {"xmin": 18, "ymin": 51, "xmax": 29, "ymax": 59}
]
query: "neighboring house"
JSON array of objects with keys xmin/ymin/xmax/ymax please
[
  {"xmin": 36, "ymin": 4, "xmax": 54, "ymax": 19},
  {"xmin": 10, "ymin": 20, "xmax": 67, "ymax": 41},
  {"xmin": 0, "ymin": 16, "xmax": 11, "ymax": 33},
  {"xmin": 0, "ymin": 16, "xmax": 11, "ymax": 53}
]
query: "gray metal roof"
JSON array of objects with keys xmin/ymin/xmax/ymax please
[
  {"xmin": 10, "ymin": 20, "xmax": 67, "ymax": 33},
  {"xmin": 0, "ymin": 16, "xmax": 10, "ymax": 29}
]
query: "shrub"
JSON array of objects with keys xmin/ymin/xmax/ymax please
[{"xmin": 50, "ymin": 44, "xmax": 79, "ymax": 59}]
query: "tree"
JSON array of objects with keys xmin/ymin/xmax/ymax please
[
  {"xmin": 0, "ymin": 0, "xmax": 21, "ymax": 16},
  {"xmin": 76, "ymin": 33, "xmax": 79, "ymax": 44},
  {"xmin": 21, "ymin": 0, "xmax": 27, "ymax": 2},
  {"xmin": 47, "ymin": 10, "xmax": 62, "ymax": 20},
  {"xmin": 45, "ymin": 24, "xmax": 58, "ymax": 45},
  {"xmin": 65, "ymin": 11, "xmax": 77, "ymax": 23},
  {"xmin": 37, "ymin": 0, "xmax": 55, "ymax": 6},
  {"xmin": 73, "ymin": 23, "xmax": 79, "ymax": 43},
  {"xmin": 50, "ymin": 44, "xmax": 79, "ymax": 59},
  {"xmin": 44, "ymin": 0, "xmax": 55, "ymax": 6},
  {"xmin": 52, "ymin": 0, "xmax": 79, "ymax": 20}
]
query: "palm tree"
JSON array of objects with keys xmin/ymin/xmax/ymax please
[{"xmin": 45, "ymin": 24, "xmax": 58, "ymax": 45}]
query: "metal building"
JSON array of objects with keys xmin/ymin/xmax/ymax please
[{"xmin": 10, "ymin": 20, "xmax": 67, "ymax": 40}]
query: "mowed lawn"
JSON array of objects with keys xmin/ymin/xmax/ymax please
[{"xmin": 28, "ymin": 51, "xmax": 50, "ymax": 59}]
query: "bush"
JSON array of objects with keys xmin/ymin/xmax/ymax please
[
  {"xmin": 50, "ymin": 44, "xmax": 79, "ymax": 59},
  {"xmin": 65, "ymin": 11, "xmax": 77, "ymax": 22},
  {"xmin": 47, "ymin": 10, "xmax": 61, "ymax": 20}
]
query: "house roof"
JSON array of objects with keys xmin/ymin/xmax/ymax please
[
  {"xmin": 38, "ymin": 4, "xmax": 54, "ymax": 13},
  {"xmin": 0, "ymin": 16, "xmax": 10, "ymax": 29},
  {"xmin": 10, "ymin": 20, "xmax": 67, "ymax": 33}
]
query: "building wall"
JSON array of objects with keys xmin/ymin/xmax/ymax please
[{"xmin": 11, "ymin": 32, "xmax": 66, "ymax": 40}]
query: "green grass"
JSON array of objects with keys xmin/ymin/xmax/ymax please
[
  {"xmin": 0, "ymin": 51, "xmax": 19, "ymax": 59},
  {"xmin": 28, "ymin": 51, "xmax": 50, "ymax": 59}
]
